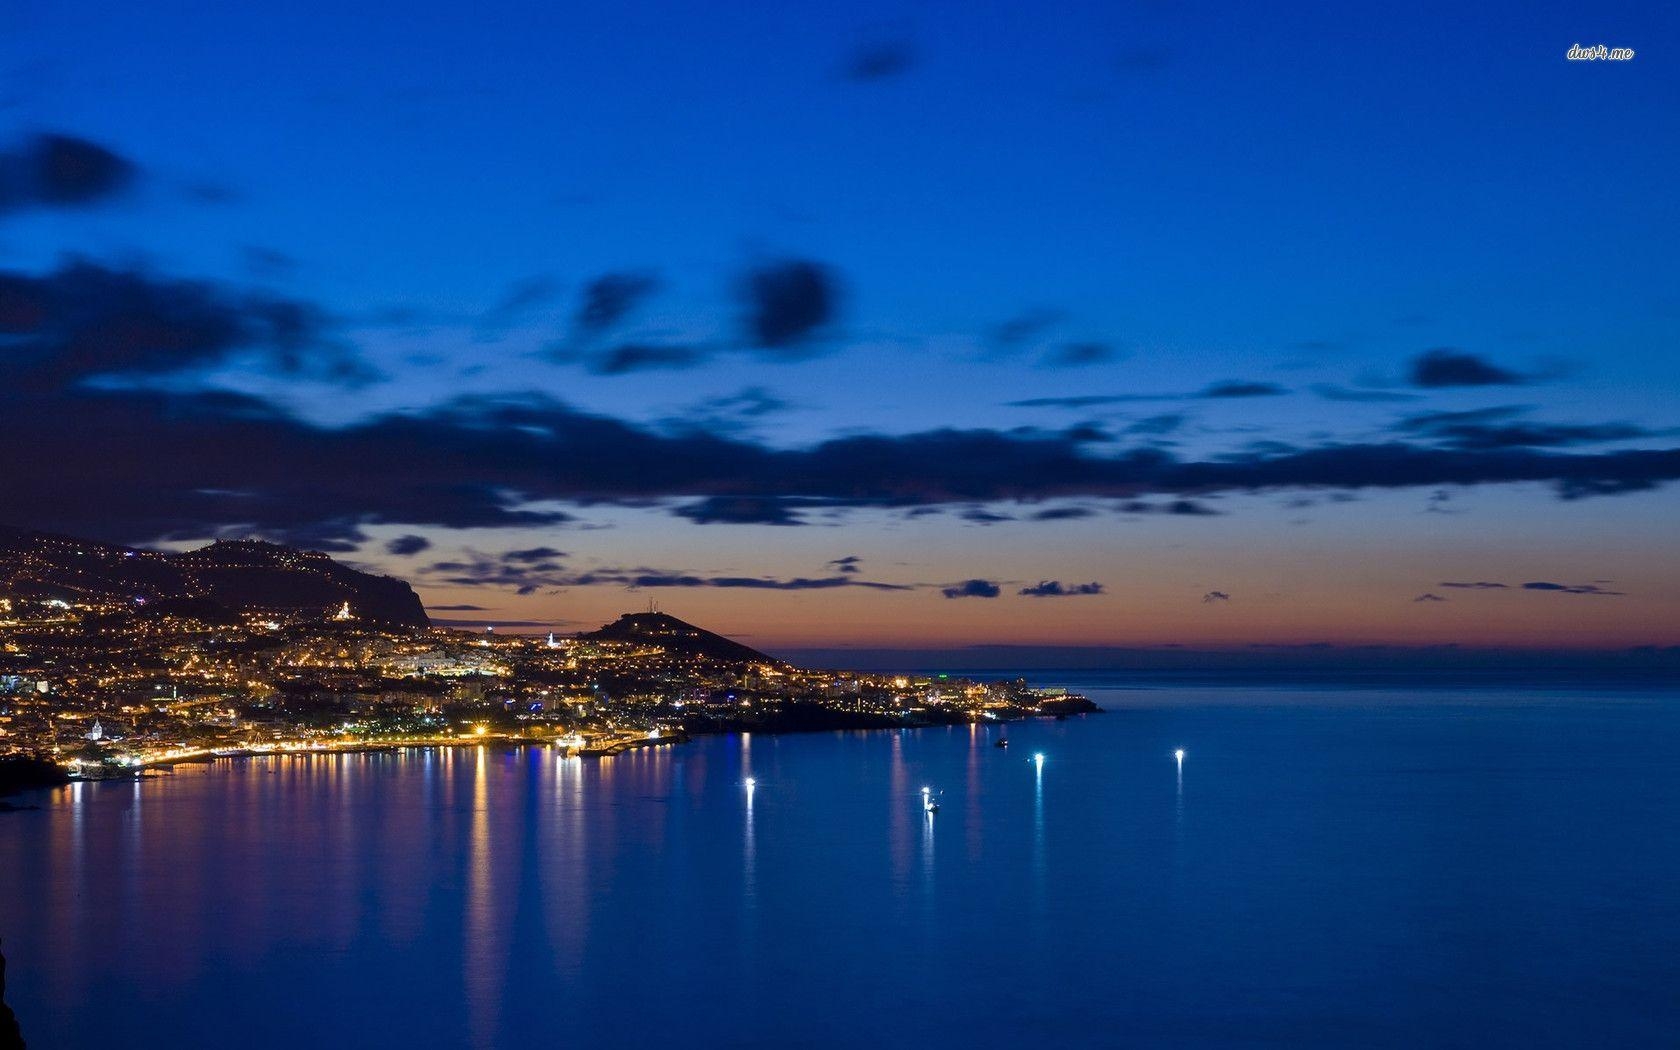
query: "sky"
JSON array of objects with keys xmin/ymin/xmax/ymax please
[{"xmin": 2, "ymin": 0, "xmax": 1677, "ymax": 658}]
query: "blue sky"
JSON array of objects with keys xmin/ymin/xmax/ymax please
[{"xmin": 2, "ymin": 0, "xmax": 1676, "ymax": 651}]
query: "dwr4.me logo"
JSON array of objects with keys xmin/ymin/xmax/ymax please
[{"xmin": 1567, "ymin": 43, "xmax": 1635, "ymax": 61}]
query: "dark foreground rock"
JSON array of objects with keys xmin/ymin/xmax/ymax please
[
  {"xmin": 0, "ymin": 939, "xmax": 25, "ymax": 1050},
  {"xmin": 0, "ymin": 757, "xmax": 69, "ymax": 799}
]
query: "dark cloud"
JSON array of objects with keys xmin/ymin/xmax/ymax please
[
  {"xmin": 1007, "ymin": 394, "xmax": 1144, "ymax": 409},
  {"xmin": 1413, "ymin": 593, "xmax": 1448, "ymax": 603},
  {"xmin": 502, "ymin": 546, "xmax": 565, "ymax": 563},
  {"xmin": 1424, "ymin": 489, "xmax": 1458, "ymax": 514},
  {"xmin": 1398, "ymin": 406, "xmax": 1650, "ymax": 450},
  {"xmin": 1521, "ymin": 581, "xmax": 1624, "ymax": 596},
  {"xmin": 1124, "ymin": 413, "xmax": 1187, "ymax": 435},
  {"xmin": 589, "ymin": 342, "xmax": 707, "ymax": 375},
  {"xmin": 700, "ymin": 575, "xmax": 911, "ymax": 592},
  {"xmin": 1400, "ymin": 406, "xmax": 1526, "ymax": 429},
  {"xmin": 1158, "ymin": 443, "xmax": 1680, "ymax": 502},
  {"xmin": 246, "ymin": 521, "xmax": 366, "ymax": 552},
  {"xmin": 575, "ymin": 272, "xmax": 659, "ymax": 335},
  {"xmin": 1117, "ymin": 499, "xmax": 1220, "ymax": 516},
  {"xmin": 1043, "ymin": 342, "xmax": 1120, "ymax": 367},
  {"xmin": 961, "ymin": 507, "xmax": 1014, "ymax": 524},
  {"xmin": 719, "ymin": 387, "xmax": 790, "ymax": 417},
  {"xmin": 828, "ymin": 555, "xmax": 862, "ymax": 574},
  {"xmin": 1203, "ymin": 591, "xmax": 1231, "ymax": 603},
  {"xmin": 1019, "ymin": 580, "xmax": 1104, "ymax": 597},
  {"xmin": 0, "ymin": 132, "xmax": 136, "ymax": 214},
  {"xmin": 0, "ymin": 258, "xmax": 373, "ymax": 391},
  {"xmin": 741, "ymin": 259, "xmax": 838, "ymax": 350},
  {"xmin": 6, "ymin": 368, "xmax": 1680, "ymax": 547},
  {"xmin": 844, "ymin": 40, "xmax": 917, "ymax": 81},
  {"xmin": 595, "ymin": 572, "xmax": 704, "ymax": 589},
  {"xmin": 241, "ymin": 246, "xmax": 299, "ymax": 280},
  {"xmin": 1167, "ymin": 500, "xmax": 1220, "ymax": 515},
  {"xmin": 692, "ymin": 386, "xmax": 792, "ymax": 422},
  {"xmin": 479, "ymin": 275, "xmax": 562, "ymax": 332},
  {"xmin": 673, "ymin": 496, "xmax": 809, "ymax": 526},
  {"xmin": 469, "ymin": 565, "xmax": 913, "ymax": 592},
  {"xmin": 1008, "ymin": 382, "xmax": 1288, "ymax": 406},
  {"xmin": 424, "ymin": 552, "xmax": 572, "ymax": 592},
  {"xmin": 1410, "ymin": 349, "xmax": 1527, "ymax": 388},
  {"xmin": 1557, "ymin": 477, "xmax": 1660, "ymax": 500},
  {"xmin": 1200, "ymin": 380, "xmax": 1288, "ymax": 398},
  {"xmin": 1062, "ymin": 423, "xmax": 1112, "ymax": 443},
  {"xmin": 385, "ymin": 534, "xmax": 432, "ymax": 556},
  {"xmin": 428, "ymin": 604, "xmax": 489, "ymax": 611},
  {"xmin": 942, "ymin": 579, "xmax": 1001, "ymax": 599},
  {"xmin": 1311, "ymin": 384, "xmax": 1423, "ymax": 403},
  {"xmin": 990, "ymin": 308, "xmax": 1063, "ymax": 353},
  {"xmin": 1031, "ymin": 506, "xmax": 1095, "ymax": 521},
  {"xmin": 1436, "ymin": 577, "xmax": 1622, "ymax": 596}
]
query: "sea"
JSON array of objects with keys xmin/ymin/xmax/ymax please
[{"xmin": 2, "ymin": 671, "xmax": 1677, "ymax": 1048}]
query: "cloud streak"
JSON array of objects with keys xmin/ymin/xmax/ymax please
[
  {"xmin": 942, "ymin": 579, "xmax": 1001, "ymax": 599},
  {"xmin": 1521, "ymin": 581, "xmax": 1623, "ymax": 596},
  {"xmin": 0, "ymin": 132, "xmax": 136, "ymax": 214},
  {"xmin": 4, "ymin": 253, "xmax": 1678, "ymax": 550},
  {"xmin": 1019, "ymin": 580, "xmax": 1104, "ymax": 597},
  {"xmin": 1007, "ymin": 380, "xmax": 1291, "ymax": 407},
  {"xmin": 843, "ymin": 39, "xmax": 917, "ymax": 81},
  {"xmin": 575, "ymin": 272, "xmax": 660, "ymax": 336},
  {"xmin": 1397, "ymin": 407, "xmax": 1652, "ymax": 450},
  {"xmin": 0, "ymin": 258, "xmax": 373, "ymax": 391},
  {"xmin": 7, "ymin": 380, "xmax": 1680, "ymax": 546},
  {"xmin": 1410, "ymin": 349, "xmax": 1527, "ymax": 388},
  {"xmin": 1439, "ymin": 579, "xmax": 1624, "ymax": 596}
]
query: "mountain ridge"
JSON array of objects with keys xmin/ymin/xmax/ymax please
[
  {"xmin": 0, "ymin": 525, "xmax": 429, "ymax": 626},
  {"xmin": 581, "ymin": 611, "xmax": 783, "ymax": 666}
]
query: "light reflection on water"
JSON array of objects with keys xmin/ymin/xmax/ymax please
[
  {"xmin": 464, "ymin": 747, "xmax": 497, "ymax": 1047},
  {"xmin": 2, "ymin": 683, "xmax": 1679, "ymax": 1049}
]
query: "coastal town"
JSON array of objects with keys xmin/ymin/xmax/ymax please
[{"xmin": 0, "ymin": 529, "xmax": 1094, "ymax": 784}]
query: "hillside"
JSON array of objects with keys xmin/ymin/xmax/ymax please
[
  {"xmin": 582, "ymin": 611, "xmax": 782, "ymax": 665},
  {"xmin": 0, "ymin": 526, "xmax": 429, "ymax": 626}
]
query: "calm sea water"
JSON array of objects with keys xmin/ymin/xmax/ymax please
[{"xmin": 3, "ymin": 673, "xmax": 1678, "ymax": 1048}]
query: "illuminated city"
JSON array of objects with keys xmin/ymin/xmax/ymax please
[
  {"xmin": 2, "ymin": 2, "xmax": 1676, "ymax": 1047},
  {"xmin": 0, "ymin": 529, "xmax": 1093, "ymax": 784}
]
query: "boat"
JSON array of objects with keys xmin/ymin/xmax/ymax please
[
  {"xmin": 994, "ymin": 738, "xmax": 1009, "ymax": 749},
  {"xmin": 920, "ymin": 786, "xmax": 940, "ymax": 813}
]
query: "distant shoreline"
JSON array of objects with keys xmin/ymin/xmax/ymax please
[{"xmin": 19, "ymin": 707, "xmax": 1100, "ymax": 791}]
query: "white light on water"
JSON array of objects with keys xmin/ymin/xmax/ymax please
[
  {"xmin": 1174, "ymin": 748, "xmax": 1185, "ymax": 764},
  {"xmin": 744, "ymin": 777, "xmax": 756, "ymax": 789},
  {"xmin": 1033, "ymin": 752, "xmax": 1045, "ymax": 766}
]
